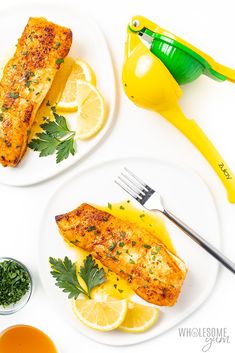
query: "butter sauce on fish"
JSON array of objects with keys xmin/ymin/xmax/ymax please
[
  {"xmin": 56, "ymin": 203, "xmax": 187, "ymax": 306},
  {"xmin": 0, "ymin": 17, "xmax": 72, "ymax": 167}
]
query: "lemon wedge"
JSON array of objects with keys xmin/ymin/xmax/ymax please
[
  {"xmin": 72, "ymin": 297, "xmax": 127, "ymax": 331},
  {"xmin": 75, "ymin": 80, "xmax": 105, "ymax": 139},
  {"xmin": 57, "ymin": 59, "xmax": 96, "ymax": 112},
  {"xmin": 119, "ymin": 301, "xmax": 159, "ymax": 333}
]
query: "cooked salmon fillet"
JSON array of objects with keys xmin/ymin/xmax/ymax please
[
  {"xmin": 0, "ymin": 17, "xmax": 72, "ymax": 167},
  {"xmin": 56, "ymin": 203, "xmax": 187, "ymax": 306}
]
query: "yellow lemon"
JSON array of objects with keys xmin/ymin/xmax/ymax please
[
  {"xmin": 75, "ymin": 80, "xmax": 105, "ymax": 139},
  {"xmin": 72, "ymin": 297, "xmax": 127, "ymax": 331},
  {"xmin": 57, "ymin": 59, "xmax": 96, "ymax": 111},
  {"xmin": 119, "ymin": 301, "xmax": 159, "ymax": 333}
]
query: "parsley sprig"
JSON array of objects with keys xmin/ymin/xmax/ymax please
[
  {"xmin": 49, "ymin": 255, "xmax": 106, "ymax": 299},
  {"xmin": 29, "ymin": 107, "xmax": 76, "ymax": 163}
]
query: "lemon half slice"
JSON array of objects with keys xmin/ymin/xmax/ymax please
[
  {"xmin": 72, "ymin": 297, "xmax": 127, "ymax": 331},
  {"xmin": 75, "ymin": 80, "xmax": 105, "ymax": 140},
  {"xmin": 57, "ymin": 59, "xmax": 96, "ymax": 111},
  {"xmin": 119, "ymin": 301, "xmax": 159, "ymax": 333}
]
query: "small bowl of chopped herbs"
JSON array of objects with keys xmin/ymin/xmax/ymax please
[{"xmin": 0, "ymin": 257, "xmax": 32, "ymax": 315}]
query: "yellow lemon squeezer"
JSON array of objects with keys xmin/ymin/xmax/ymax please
[{"xmin": 122, "ymin": 15, "xmax": 235, "ymax": 203}]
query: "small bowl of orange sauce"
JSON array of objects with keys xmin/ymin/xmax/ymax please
[{"xmin": 0, "ymin": 325, "xmax": 59, "ymax": 353}]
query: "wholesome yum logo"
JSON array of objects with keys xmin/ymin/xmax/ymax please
[{"xmin": 178, "ymin": 327, "xmax": 230, "ymax": 352}]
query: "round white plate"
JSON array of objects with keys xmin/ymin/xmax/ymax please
[
  {"xmin": 38, "ymin": 157, "xmax": 220, "ymax": 346},
  {"xmin": 0, "ymin": 3, "xmax": 115, "ymax": 186}
]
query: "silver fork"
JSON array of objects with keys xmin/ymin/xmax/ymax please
[{"xmin": 115, "ymin": 167, "xmax": 235, "ymax": 274}]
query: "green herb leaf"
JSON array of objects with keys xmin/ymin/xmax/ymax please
[
  {"xmin": 9, "ymin": 92, "xmax": 19, "ymax": 99},
  {"xmin": 56, "ymin": 58, "xmax": 64, "ymax": 65},
  {"xmin": 41, "ymin": 112, "xmax": 71, "ymax": 138},
  {"xmin": 87, "ymin": 226, "xmax": 96, "ymax": 232},
  {"xmin": 108, "ymin": 242, "xmax": 117, "ymax": 251},
  {"xmin": 143, "ymin": 244, "xmax": 151, "ymax": 249},
  {"xmin": 49, "ymin": 255, "xmax": 106, "ymax": 299},
  {"xmin": 56, "ymin": 137, "xmax": 75, "ymax": 163},
  {"xmin": 79, "ymin": 255, "xmax": 106, "ymax": 297},
  {"xmin": 54, "ymin": 42, "xmax": 61, "ymax": 49},
  {"xmin": 49, "ymin": 257, "xmax": 86, "ymax": 299},
  {"xmin": 28, "ymin": 107, "xmax": 76, "ymax": 163},
  {"xmin": 28, "ymin": 133, "xmax": 60, "ymax": 157}
]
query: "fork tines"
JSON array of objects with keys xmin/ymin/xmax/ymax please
[{"xmin": 115, "ymin": 167, "xmax": 155, "ymax": 205}]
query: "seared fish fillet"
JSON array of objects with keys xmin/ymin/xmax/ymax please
[
  {"xmin": 0, "ymin": 17, "xmax": 72, "ymax": 167},
  {"xmin": 56, "ymin": 203, "xmax": 187, "ymax": 306}
]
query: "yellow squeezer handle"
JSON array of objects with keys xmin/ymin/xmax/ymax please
[{"xmin": 160, "ymin": 105, "xmax": 235, "ymax": 202}]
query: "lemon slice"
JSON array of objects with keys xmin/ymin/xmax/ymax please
[
  {"xmin": 119, "ymin": 301, "xmax": 159, "ymax": 333},
  {"xmin": 75, "ymin": 80, "xmax": 105, "ymax": 139},
  {"xmin": 72, "ymin": 297, "xmax": 127, "ymax": 331},
  {"xmin": 57, "ymin": 59, "xmax": 96, "ymax": 112}
]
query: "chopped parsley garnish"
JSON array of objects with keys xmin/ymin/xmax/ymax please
[
  {"xmin": 108, "ymin": 242, "xmax": 117, "ymax": 251},
  {"xmin": 155, "ymin": 245, "xmax": 161, "ymax": 253},
  {"xmin": 25, "ymin": 81, "xmax": 31, "ymax": 88},
  {"xmin": 28, "ymin": 107, "xmax": 76, "ymax": 163},
  {"xmin": 108, "ymin": 202, "xmax": 112, "ymax": 210},
  {"xmin": 0, "ymin": 260, "xmax": 30, "ymax": 307},
  {"xmin": 56, "ymin": 58, "xmax": 64, "ymax": 65},
  {"xmin": 54, "ymin": 42, "xmax": 61, "ymax": 49},
  {"xmin": 24, "ymin": 70, "xmax": 34, "ymax": 80},
  {"xmin": 70, "ymin": 239, "xmax": 80, "ymax": 245},
  {"xmin": 86, "ymin": 226, "xmax": 96, "ymax": 232},
  {"xmin": 129, "ymin": 259, "xmax": 135, "ymax": 264},
  {"xmin": 29, "ymin": 31, "xmax": 35, "ymax": 41},
  {"xmin": 119, "ymin": 242, "xmax": 125, "ymax": 247},
  {"xmin": 9, "ymin": 92, "xmax": 19, "ymax": 99},
  {"xmin": 119, "ymin": 205, "xmax": 125, "ymax": 210},
  {"xmin": 49, "ymin": 255, "xmax": 106, "ymax": 299},
  {"xmin": 143, "ymin": 244, "xmax": 151, "ymax": 249},
  {"xmin": 131, "ymin": 241, "xmax": 136, "ymax": 247},
  {"xmin": 23, "ymin": 50, "xmax": 29, "ymax": 56}
]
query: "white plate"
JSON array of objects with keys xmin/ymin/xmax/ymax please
[
  {"xmin": 38, "ymin": 157, "xmax": 220, "ymax": 346},
  {"xmin": 0, "ymin": 3, "xmax": 115, "ymax": 186}
]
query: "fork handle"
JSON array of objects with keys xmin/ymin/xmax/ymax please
[{"xmin": 162, "ymin": 208, "xmax": 235, "ymax": 274}]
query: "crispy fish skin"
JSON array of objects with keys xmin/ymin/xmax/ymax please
[
  {"xmin": 0, "ymin": 17, "xmax": 72, "ymax": 167},
  {"xmin": 56, "ymin": 203, "xmax": 187, "ymax": 306}
]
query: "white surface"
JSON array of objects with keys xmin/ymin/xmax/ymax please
[
  {"xmin": 0, "ymin": 6, "xmax": 115, "ymax": 185},
  {"xmin": 0, "ymin": 0, "xmax": 235, "ymax": 352},
  {"xmin": 39, "ymin": 157, "xmax": 219, "ymax": 345}
]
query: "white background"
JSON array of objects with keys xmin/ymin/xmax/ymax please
[{"xmin": 0, "ymin": 0, "xmax": 235, "ymax": 352}]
